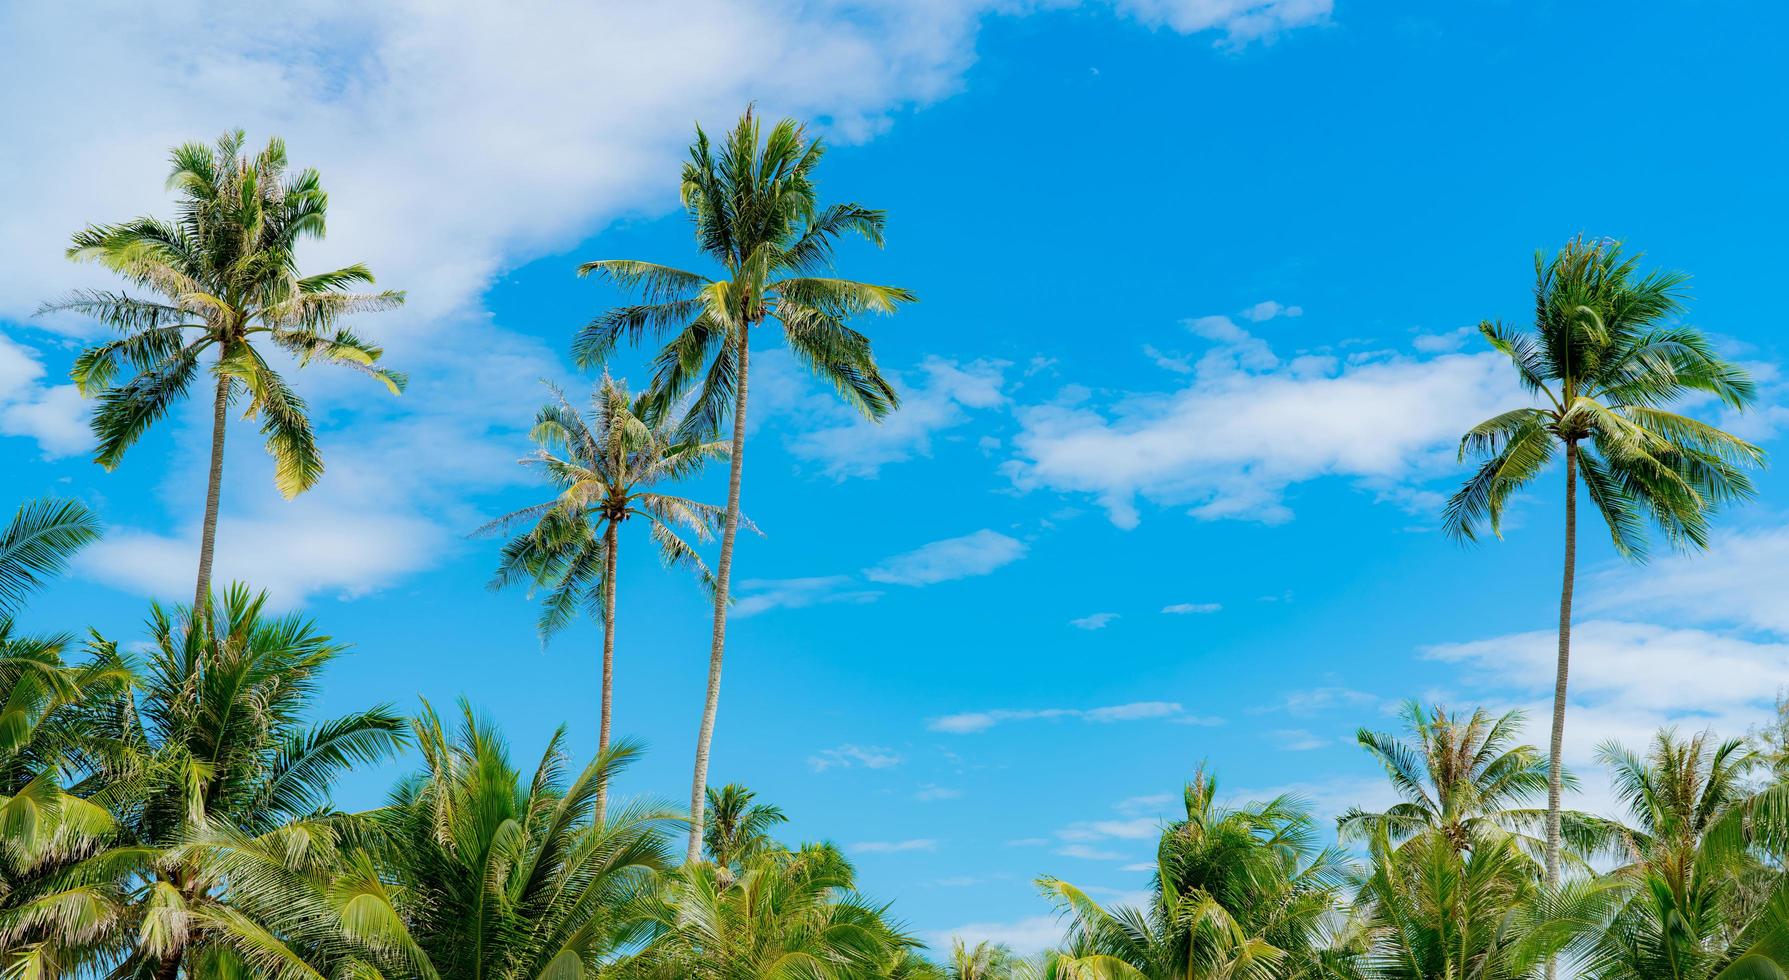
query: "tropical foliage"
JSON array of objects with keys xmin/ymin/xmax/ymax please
[{"xmin": 9, "ymin": 114, "xmax": 1779, "ymax": 980}]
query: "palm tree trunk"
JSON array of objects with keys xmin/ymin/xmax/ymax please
[
  {"xmin": 595, "ymin": 519, "xmax": 618, "ymax": 825},
  {"xmin": 688, "ymin": 324, "xmax": 750, "ymax": 863},
  {"xmin": 1544, "ymin": 440, "xmax": 1578, "ymax": 980},
  {"xmin": 192, "ymin": 369, "xmax": 230, "ymax": 617}
]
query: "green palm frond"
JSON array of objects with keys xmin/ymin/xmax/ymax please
[{"xmin": 0, "ymin": 500, "xmax": 101, "ymax": 618}]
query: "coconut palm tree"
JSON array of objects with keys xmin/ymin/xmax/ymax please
[
  {"xmin": 1348, "ymin": 828, "xmax": 1607, "ymax": 980},
  {"xmin": 615, "ymin": 841, "xmax": 919, "ymax": 979},
  {"xmin": 572, "ymin": 108, "xmax": 915, "ymax": 860},
  {"xmin": 1444, "ymin": 236, "xmax": 1764, "ymax": 890},
  {"xmin": 1340, "ymin": 702, "xmax": 1565, "ymax": 859},
  {"xmin": 943, "ymin": 940, "xmax": 1019, "ymax": 980},
  {"xmin": 75, "ymin": 586, "xmax": 407, "ymax": 979},
  {"xmin": 478, "ymin": 375, "xmax": 726, "ymax": 822},
  {"xmin": 42, "ymin": 131, "xmax": 405, "ymax": 612},
  {"xmin": 702, "ymin": 782, "xmax": 788, "ymax": 875},
  {"xmin": 319, "ymin": 700, "xmax": 674, "ymax": 980},
  {"xmin": 1041, "ymin": 769, "xmax": 1349, "ymax": 979},
  {"xmin": 1571, "ymin": 730, "xmax": 1789, "ymax": 980}
]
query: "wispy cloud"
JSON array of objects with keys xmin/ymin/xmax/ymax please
[
  {"xmin": 1272, "ymin": 728, "xmax": 1334, "ymax": 751},
  {"xmin": 1587, "ymin": 525, "xmax": 1789, "ymax": 637},
  {"xmin": 1054, "ymin": 843, "xmax": 1125, "ymax": 860},
  {"xmin": 1070, "ymin": 612, "xmax": 1120, "ymax": 630},
  {"xmin": 808, "ymin": 744, "xmax": 904, "ymax": 772},
  {"xmin": 852, "ymin": 838, "xmax": 938, "ymax": 854},
  {"xmin": 928, "ymin": 700, "xmax": 1213, "ymax": 734},
  {"xmin": 0, "ymin": 332, "xmax": 92, "ymax": 458},
  {"xmin": 731, "ymin": 577, "xmax": 884, "ymax": 619},
  {"xmin": 914, "ymin": 784, "xmax": 963, "ymax": 801},
  {"xmin": 1162, "ymin": 602, "xmax": 1222, "ymax": 614},
  {"xmin": 781, "ymin": 356, "xmax": 1009, "ymax": 479},
  {"xmin": 864, "ymin": 529, "xmax": 1027, "ymax": 586}
]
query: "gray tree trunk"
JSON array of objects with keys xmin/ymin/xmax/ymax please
[
  {"xmin": 688, "ymin": 325, "xmax": 750, "ymax": 863},
  {"xmin": 193, "ymin": 368, "xmax": 230, "ymax": 619},
  {"xmin": 1543, "ymin": 441, "xmax": 1578, "ymax": 980},
  {"xmin": 595, "ymin": 519, "xmax": 619, "ymax": 825}
]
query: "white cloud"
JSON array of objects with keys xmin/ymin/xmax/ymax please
[
  {"xmin": 914, "ymin": 784, "xmax": 963, "ymax": 801},
  {"xmin": 808, "ymin": 744, "xmax": 904, "ymax": 772},
  {"xmin": 852, "ymin": 838, "xmax": 938, "ymax": 854},
  {"xmin": 1241, "ymin": 299, "xmax": 1304, "ymax": 322},
  {"xmin": 783, "ymin": 356, "xmax": 1009, "ymax": 479},
  {"xmin": 1256, "ymin": 684, "xmax": 1384, "ymax": 716},
  {"xmin": 1162, "ymin": 602, "xmax": 1221, "ymax": 614},
  {"xmin": 732, "ymin": 576, "xmax": 883, "ymax": 618},
  {"xmin": 1412, "ymin": 326, "xmax": 1475, "ymax": 353},
  {"xmin": 864, "ymin": 529, "xmax": 1027, "ymax": 586},
  {"xmin": 928, "ymin": 700, "xmax": 1199, "ymax": 733},
  {"xmin": 1004, "ymin": 317, "xmax": 1525, "ymax": 527},
  {"xmin": 924, "ymin": 915, "xmax": 1065, "ymax": 956},
  {"xmin": 1112, "ymin": 0, "xmax": 1330, "ymax": 44},
  {"xmin": 1586, "ymin": 526, "xmax": 1789, "ymax": 637},
  {"xmin": 1054, "ymin": 843, "xmax": 1126, "ymax": 860},
  {"xmin": 1423, "ymin": 619, "xmax": 1789, "ymax": 765},
  {"xmin": 1070, "ymin": 611, "xmax": 1120, "ymax": 630},
  {"xmin": 1058, "ymin": 817, "xmax": 1160, "ymax": 842},
  {"xmin": 0, "ymin": 332, "xmax": 90, "ymax": 458},
  {"xmin": 1272, "ymin": 728, "xmax": 1333, "ymax": 751}
]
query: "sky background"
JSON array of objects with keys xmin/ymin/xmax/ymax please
[{"xmin": 4, "ymin": 0, "xmax": 1788, "ymax": 951}]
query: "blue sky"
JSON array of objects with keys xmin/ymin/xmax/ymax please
[{"xmin": 4, "ymin": 0, "xmax": 1788, "ymax": 950}]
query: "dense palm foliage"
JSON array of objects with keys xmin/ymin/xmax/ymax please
[
  {"xmin": 1340, "ymin": 703, "xmax": 1569, "ymax": 860},
  {"xmin": 44, "ymin": 131, "xmax": 405, "ymax": 611},
  {"xmin": 1445, "ymin": 237, "xmax": 1764, "ymax": 888},
  {"xmin": 1043, "ymin": 770, "xmax": 1349, "ymax": 979},
  {"xmin": 1569, "ymin": 732, "xmax": 1789, "ymax": 980},
  {"xmin": 573, "ymin": 108, "xmax": 915, "ymax": 860},
  {"xmin": 479, "ymin": 376, "xmax": 727, "ymax": 819}
]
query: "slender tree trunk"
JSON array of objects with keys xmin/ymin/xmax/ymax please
[
  {"xmin": 688, "ymin": 324, "xmax": 750, "ymax": 863},
  {"xmin": 192, "ymin": 368, "xmax": 230, "ymax": 618},
  {"xmin": 595, "ymin": 519, "xmax": 618, "ymax": 825},
  {"xmin": 1543, "ymin": 441, "xmax": 1578, "ymax": 980},
  {"xmin": 154, "ymin": 952, "xmax": 181, "ymax": 980}
]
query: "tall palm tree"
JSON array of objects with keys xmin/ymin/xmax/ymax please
[
  {"xmin": 616, "ymin": 841, "xmax": 919, "ymax": 979},
  {"xmin": 478, "ymin": 376, "xmax": 726, "ymax": 822},
  {"xmin": 1445, "ymin": 236, "xmax": 1764, "ymax": 890},
  {"xmin": 43, "ymin": 130, "xmax": 405, "ymax": 612},
  {"xmin": 1041, "ymin": 769, "xmax": 1349, "ymax": 979},
  {"xmin": 573, "ymin": 108, "xmax": 915, "ymax": 861},
  {"xmin": 1340, "ymin": 702, "xmax": 1561, "ymax": 858},
  {"xmin": 943, "ymin": 940, "xmax": 1019, "ymax": 980},
  {"xmin": 702, "ymin": 782, "xmax": 788, "ymax": 875},
  {"xmin": 76, "ymin": 586, "xmax": 407, "ymax": 980}
]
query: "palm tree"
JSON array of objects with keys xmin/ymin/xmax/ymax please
[
  {"xmin": 478, "ymin": 376, "xmax": 727, "ymax": 822},
  {"xmin": 321, "ymin": 700, "xmax": 675, "ymax": 980},
  {"xmin": 1348, "ymin": 828, "xmax": 1606, "ymax": 980},
  {"xmin": 1340, "ymin": 702, "xmax": 1563, "ymax": 859},
  {"xmin": 616, "ymin": 841, "xmax": 919, "ymax": 979},
  {"xmin": 77, "ymin": 586, "xmax": 407, "ymax": 979},
  {"xmin": 43, "ymin": 131, "xmax": 405, "ymax": 612},
  {"xmin": 1445, "ymin": 236, "xmax": 1764, "ymax": 890},
  {"xmin": 573, "ymin": 108, "xmax": 915, "ymax": 860},
  {"xmin": 702, "ymin": 782, "xmax": 788, "ymax": 875},
  {"xmin": 1041, "ymin": 769, "xmax": 1349, "ymax": 979},
  {"xmin": 1571, "ymin": 730, "xmax": 1789, "ymax": 980}
]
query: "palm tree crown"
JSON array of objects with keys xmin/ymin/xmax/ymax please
[
  {"xmin": 1445, "ymin": 236, "xmax": 1761, "ymax": 557},
  {"xmin": 1341, "ymin": 702, "xmax": 1556, "ymax": 856}
]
